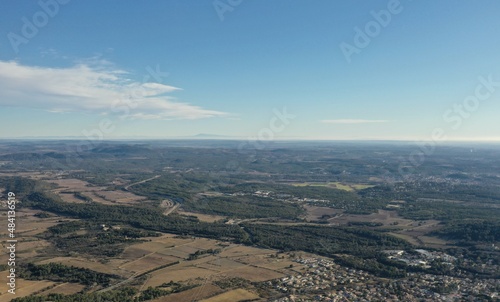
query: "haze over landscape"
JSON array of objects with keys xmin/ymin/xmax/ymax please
[{"xmin": 1, "ymin": 0, "xmax": 499, "ymax": 140}]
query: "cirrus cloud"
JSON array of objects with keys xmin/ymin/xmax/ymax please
[
  {"xmin": 0, "ymin": 60, "xmax": 228, "ymax": 120},
  {"xmin": 321, "ymin": 119, "xmax": 389, "ymax": 124}
]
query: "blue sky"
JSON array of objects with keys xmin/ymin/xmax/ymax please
[{"xmin": 0, "ymin": 0, "xmax": 499, "ymax": 140}]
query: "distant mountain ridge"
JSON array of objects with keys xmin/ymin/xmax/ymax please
[{"xmin": 192, "ymin": 133, "xmax": 232, "ymax": 139}]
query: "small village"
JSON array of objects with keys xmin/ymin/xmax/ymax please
[{"xmin": 268, "ymin": 256, "xmax": 499, "ymax": 301}]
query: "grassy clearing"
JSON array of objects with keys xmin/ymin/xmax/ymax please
[
  {"xmin": 41, "ymin": 282, "xmax": 85, "ymax": 295},
  {"xmin": 350, "ymin": 184, "xmax": 375, "ymax": 190},
  {"xmin": 179, "ymin": 211, "xmax": 226, "ymax": 222},
  {"xmin": 151, "ymin": 284, "xmax": 222, "ymax": 302},
  {"xmin": 290, "ymin": 182, "xmax": 374, "ymax": 191},
  {"xmin": 200, "ymin": 288, "xmax": 259, "ymax": 302},
  {"xmin": 0, "ymin": 279, "xmax": 55, "ymax": 302}
]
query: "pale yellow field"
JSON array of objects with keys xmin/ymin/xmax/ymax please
[
  {"xmin": 121, "ymin": 246, "xmax": 158, "ymax": 260},
  {"xmin": 120, "ymin": 254, "xmax": 179, "ymax": 274},
  {"xmin": 183, "ymin": 238, "xmax": 224, "ymax": 250},
  {"xmin": 246, "ymin": 257, "xmax": 298, "ymax": 271},
  {"xmin": 94, "ymin": 190, "xmax": 146, "ymax": 204},
  {"xmin": 0, "ymin": 172, "xmax": 45, "ymax": 178},
  {"xmin": 5, "ymin": 239, "xmax": 50, "ymax": 252},
  {"xmin": 289, "ymin": 181, "xmax": 373, "ymax": 191},
  {"xmin": 58, "ymin": 192, "xmax": 88, "ymax": 203},
  {"xmin": 42, "ymin": 282, "xmax": 85, "ymax": 295},
  {"xmin": 350, "ymin": 184, "xmax": 375, "ymax": 190},
  {"xmin": 331, "ymin": 182, "xmax": 354, "ymax": 191},
  {"xmin": 141, "ymin": 242, "xmax": 289, "ymax": 287},
  {"xmin": 174, "ymin": 245, "xmax": 202, "ymax": 255},
  {"xmin": 0, "ymin": 208, "xmax": 63, "ymax": 237},
  {"xmin": 126, "ymin": 234, "xmax": 194, "ymax": 251},
  {"xmin": 328, "ymin": 209, "xmax": 414, "ymax": 227},
  {"xmin": 290, "ymin": 182, "xmax": 326, "ymax": 187},
  {"xmin": 217, "ymin": 245, "xmax": 276, "ymax": 258},
  {"xmin": 49, "ymin": 177, "xmax": 147, "ymax": 205},
  {"xmin": 179, "ymin": 211, "xmax": 226, "ymax": 222},
  {"xmin": 50, "ymin": 178, "xmax": 104, "ymax": 191},
  {"xmin": 0, "ymin": 278, "xmax": 55, "ymax": 302},
  {"xmin": 224, "ymin": 265, "xmax": 284, "ymax": 282},
  {"xmin": 195, "ymin": 257, "xmax": 246, "ymax": 273},
  {"xmin": 17, "ymin": 221, "xmax": 63, "ymax": 236},
  {"xmin": 152, "ymin": 284, "xmax": 222, "ymax": 302},
  {"xmin": 8, "ymin": 240, "xmax": 51, "ymax": 261},
  {"xmin": 159, "ymin": 248, "xmax": 191, "ymax": 259},
  {"xmin": 144, "ymin": 266, "xmax": 216, "ymax": 287},
  {"xmin": 200, "ymin": 288, "xmax": 260, "ymax": 302}
]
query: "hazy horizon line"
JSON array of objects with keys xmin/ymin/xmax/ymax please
[{"xmin": 1, "ymin": 136, "xmax": 500, "ymax": 144}]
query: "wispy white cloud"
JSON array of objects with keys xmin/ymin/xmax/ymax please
[
  {"xmin": 321, "ymin": 119, "xmax": 389, "ymax": 124},
  {"xmin": 0, "ymin": 60, "xmax": 228, "ymax": 120},
  {"xmin": 39, "ymin": 47, "xmax": 62, "ymax": 59}
]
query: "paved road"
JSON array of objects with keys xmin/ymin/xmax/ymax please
[{"xmin": 123, "ymin": 175, "xmax": 161, "ymax": 191}]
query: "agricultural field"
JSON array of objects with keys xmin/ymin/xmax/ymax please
[
  {"xmin": 41, "ymin": 283, "xmax": 86, "ymax": 295},
  {"xmin": 200, "ymin": 288, "xmax": 260, "ymax": 302},
  {"xmin": 140, "ymin": 240, "xmax": 299, "ymax": 288},
  {"xmin": 290, "ymin": 181, "xmax": 374, "ymax": 191},
  {"xmin": 151, "ymin": 284, "xmax": 222, "ymax": 302},
  {"xmin": 0, "ymin": 141, "xmax": 499, "ymax": 301},
  {"xmin": 178, "ymin": 210, "xmax": 226, "ymax": 223},
  {"xmin": 0, "ymin": 278, "xmax": 55, "ymax": 302},
  {"xmin": 0, "ymin": 223, "xmax": 302, "ymax": 300},
  {"xmin": 49, "ymin": 177, "xmax": 148, "ymax": 206}
]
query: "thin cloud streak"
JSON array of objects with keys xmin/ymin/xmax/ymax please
[{"xmin": 321, "ymin": 119, "xmax": 389, "ymax": 124}]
